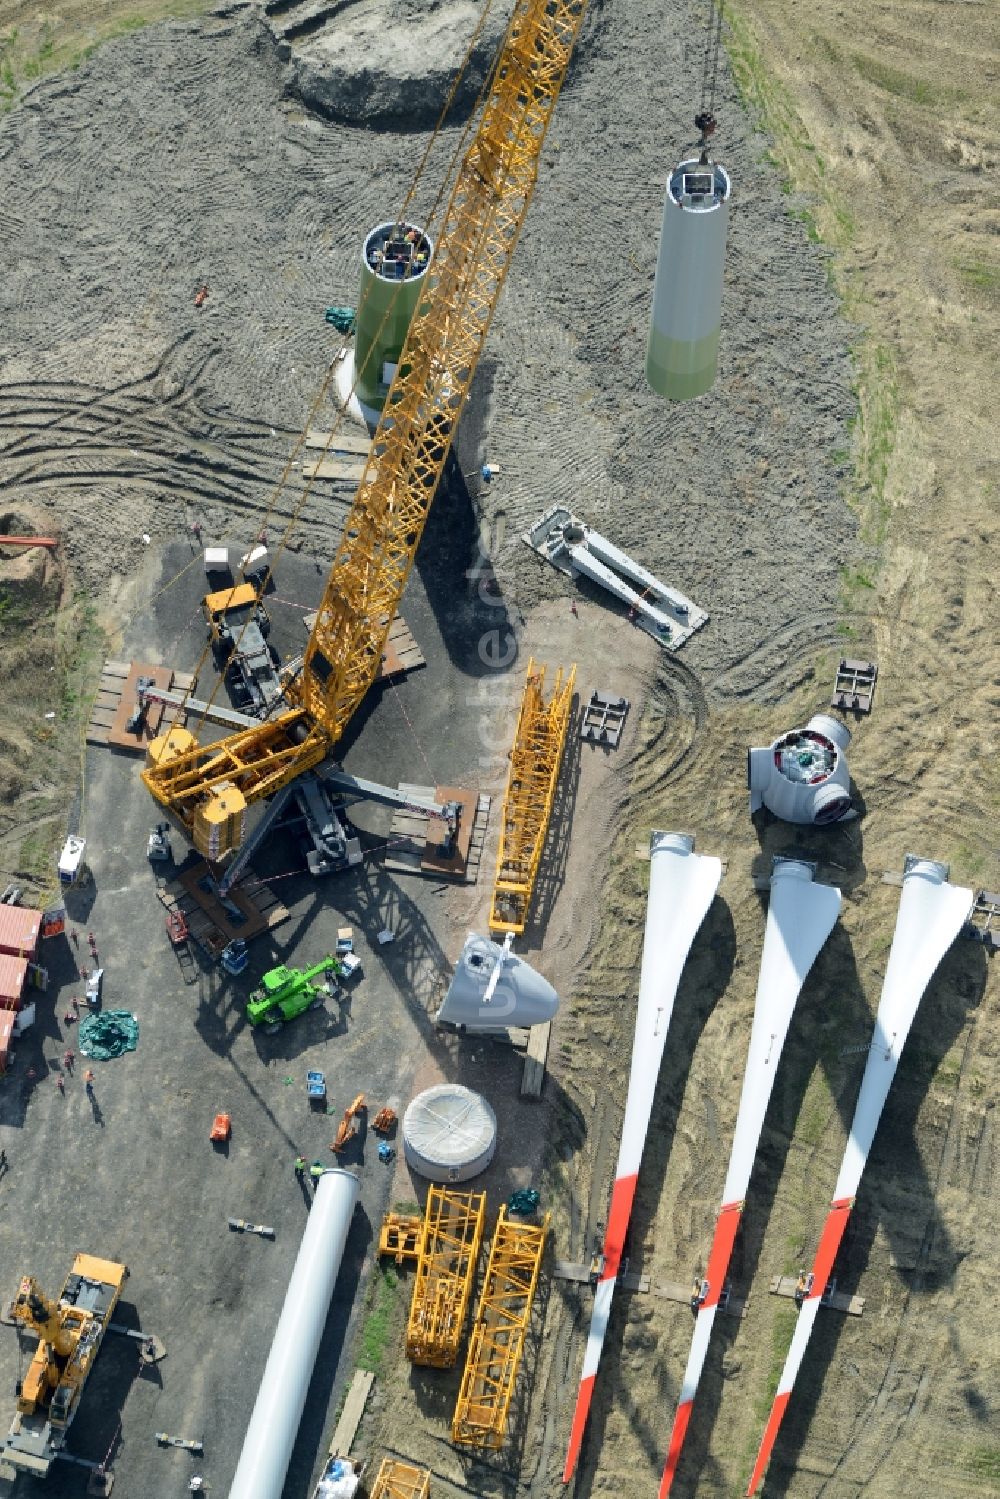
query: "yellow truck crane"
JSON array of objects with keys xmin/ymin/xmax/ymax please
[
  {"xmin": 140, "ymin": 0, "xmax": 590, "ymax": 864},
  {"xmin": 1, "ymin": 1254, "xmax": 129, "ymax": 1478}
]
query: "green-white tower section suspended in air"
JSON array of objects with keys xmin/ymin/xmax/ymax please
[
  {"xmin": 646, "ymin": 158, "xmax": 731, "ymax": 401},
  {"xmin": 354, "ymin": 220, "xmax": 433, "ymax": 413}
]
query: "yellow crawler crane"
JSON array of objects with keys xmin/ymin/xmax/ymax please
[
  {"xmin": 490, "ymin": 660, "xmax": 576, "ymax": 935},
  {"xmin": 451, "ymin": 1208, "xmax": 550, "ymax": 1449},
  {"xmin": 368, "ymin": 1456, "xmax": 431, "ymax": 1499},
  {"xmin": 405, "ymin": 1187, "xmax": 485, "ymax": 1367},
  {"xmin": 140, "ymin": 0, "xmax": 590, "ymax": 859}
]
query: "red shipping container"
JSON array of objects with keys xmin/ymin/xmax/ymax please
[
  {"xmin": 0, "ymin": 953, "xmax": 28, "ymax": 1010},
  {"xmin": 0, "ymin": 906, "xmax": 41, "ymax": 959}
]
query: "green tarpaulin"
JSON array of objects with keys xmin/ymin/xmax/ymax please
[{"xmin": 79, "ymin": 1010, "xmax": 139, "ymax": 1060}]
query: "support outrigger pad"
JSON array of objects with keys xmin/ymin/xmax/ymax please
[
  {"xmin": 86, "ymin": 1470, "xmax": 114, "ymax": 1496},
  {"xmin": 228, "ymin": 1218, "xmax": 275, "ymax": 1239},
  {"xmin": 156, "ymin": 1433, "xmax": 204, "ymax": 1453},
  {"xmin": 581, "ymin": 690, "xmax": 630, "ymax": 747},
  {"xmin": 831, "ymin": 657, "xmax": 878, "ymax": 714}
]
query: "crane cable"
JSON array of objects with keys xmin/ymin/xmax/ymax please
[
  {"xmin": 169, "ymin": 0, "xmax": 501, "ymax": 745},
  {"xmin": 695, "ymin": 0, "xmax": 724, "ymax": 151}
]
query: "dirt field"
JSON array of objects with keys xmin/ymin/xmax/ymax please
[{"xmin": 0, "ymin": 0, "xmax": 997, "ymax": 1496}]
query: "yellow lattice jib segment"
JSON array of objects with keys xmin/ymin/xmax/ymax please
[
  {"xmin": 406, "ymin": 1187, "xmax": 485, "ymax": 1367},
  {"xmin": 451, "ymin": 1208, "xmax": 550, "ymax": 1449},
  {"xmin": 368, "ymin": 1456, "xmax": 431, "ymax": 1499},
  {"xmin": 490, "ymin": 659, "xmax": 576, "ymax": 935},
  {"xmin": 141, "ymin": 0, "xmax": 589, "ymax": 854}
]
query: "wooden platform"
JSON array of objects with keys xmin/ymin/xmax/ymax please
[
  {"xmin": 305, "ymin": 427, "xmax": 371, "ymax": 458},
  {"xmin": 328, "ymin": 1368, "xmax": 375, "ymax": 1459},
  {"xmin": 157, "ymin": 865, "xmax": 289, "ymax": 958},
  {"xmin": 770, "ymin": 1274, "xmax": 865, "ymax": 1316},
  {"xmin": 552, "ymin": 1263, "xmax": 747, "ymax": 1316},
  {"xmin": 301, "ymin": 456, "xmax": 367, "ymax": 483},
  {"xmin": 521, "ymin": 1021, "xmax": 551, "ymax": 1099},
  {"xmin": 653, "ymin": 1277, "xmax": 747, "ymax": 1319},
  {"xmin": 554, "ymin": 1261, "xmax": 650, "ymax": 1293},
  {"xmin": 301, "ymin": 612, "xmax": 425, "ymax": 682},
  {"xmin": 384, "ymin": 787, "xmax": 490, "ymax": 884},
  {"xmin": 87, "ymin": 660, "xmax": 197, "ymax": 751}
]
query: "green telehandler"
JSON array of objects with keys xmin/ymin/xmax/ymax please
[{"xmin": 246, "ymin": 956, "xmax": 340, "ymax": 1031}]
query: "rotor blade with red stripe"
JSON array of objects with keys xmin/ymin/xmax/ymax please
[
  {"xmin": 746, "ymin": 856, "xmax": 973, "ymax": 1494},
  {"xmin": 658, "ymin": 858, "xmax": 841, "ymax": 1497},
  {"xmin": 562, "ymin": 832, "xmax": 722, "ymax": 1484}
]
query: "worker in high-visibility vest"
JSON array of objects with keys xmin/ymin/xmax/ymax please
[{"xmin": 309, "ymin": 1161, "xmax": 325, "ymax": 1185}]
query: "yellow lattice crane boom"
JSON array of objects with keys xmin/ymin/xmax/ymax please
[
  {"xmin": 405, "ymin": 1187, "xmax": 485, "ymax": 1367},
  {"xmin": 490, "ymin": 658, "xmax": 576, "ymax": 935},
  {"xmin": 452, "ymin": 1207, "xmax": 550, "ymax": 1449},
  {"xmin": 141, "ymin": 0, "xmax": 589, "ymax": 858}
]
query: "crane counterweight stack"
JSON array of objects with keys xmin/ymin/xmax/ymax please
[{"xmin": 141, "ymin": 0, "xmax": 591, "ymax": 860}]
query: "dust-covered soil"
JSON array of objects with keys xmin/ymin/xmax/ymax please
[{"xmin": 0, "ymin": 0, "xmax": 996, "ymax": 1497}]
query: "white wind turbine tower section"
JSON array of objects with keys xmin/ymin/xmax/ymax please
[
  {"xmin": 746, "ymin": 855, "xmax": 974, "ymax": 1495},
  {"xmin": 562, "ymin": 832, "xmax": 722, "ymax": 1483},
  {"xmin": 658, "ymin": 858, "xmax": 842, "ymax": 1498}
]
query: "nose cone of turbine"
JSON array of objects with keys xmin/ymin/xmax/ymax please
[{"xmin": 437, "ymin": 933, "xmax": 559, "ymax": 1029}]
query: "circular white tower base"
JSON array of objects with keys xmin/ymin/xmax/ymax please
[{"xmin": 332, "ymin": 347, "xmax": 380, "ymax": 433}]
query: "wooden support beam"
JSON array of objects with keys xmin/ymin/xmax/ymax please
[
  {"xmin": 328, "ymin": 1368, "xmax": 375, "ymax": 1457},
  {"xmin": 769, "ymin": 1274, "xmax": 865, "ymax": 1316}
]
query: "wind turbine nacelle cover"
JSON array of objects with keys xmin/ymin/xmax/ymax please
[
  {"xmin": 748, "ymin": 714, "xmax": 853, "ymax": 825},
  {"xmin": 437, "ymin": 933, "xmax": 559, "ymax": 1029}
]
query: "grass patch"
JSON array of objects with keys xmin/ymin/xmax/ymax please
[
  {"xmin": 851, "ymin": 342, "xmax": 898, "ymax": 542},
  {"xmin": 853, "ymin": 53, "xmax": 966, "ymax": 109},
  {"xmin": 795, "ymin": 1067, "xmax": 835, "ymax": 1150},
  {"xmin": 950, "ymin": 843, "xmax": 988, "ymax": 882},
  {"xmin": 726, "ymin": 7, "xmax": 900, "ymax": 549},
  {"xmin": 17, "ymin": 824, "xmax": 60, "ymax": 882},
  {"xmin": 955, "ymin": 258, "xmax": 1000, "ymax": 305},
  {"xmin": 0, "ymin": 0, "xmax": 207, "ymax": 111},
  {"xmin": 742, "ymin": 1302, "xmax": 798, "ymax": 1468},
  {"xmin": 57, "ymin": 600, "xmax": 106, "ymax": 726},
  {"xmin": 963, "ymin": 1447, "xmax": 1000, "ymax": 1488},
  {"xmin": 356, "ymin": 1264, "xmax": 399, "ymax": 1375}
]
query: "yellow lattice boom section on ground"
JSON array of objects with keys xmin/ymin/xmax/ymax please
[
  {"xmin": 141, "ymin": 0, "xmax": 589, "ymax": 855},
  {"xmin": 490, "ymin": 659, "xmax": 576, "ymax": 935},
  {"xmin": 451, "ymin": 1208, "xmax": 550, "ymax": 1449},
  {"xmin": 368, "ymin": 1456, "xmax": 431, "ymax": 1499},
  {"xmin": 406, "ymin": 1187, "xmax": 486, "ymax": 1367}
]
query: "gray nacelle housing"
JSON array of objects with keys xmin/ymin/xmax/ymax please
[
  {"xmin": 748, "ymin": 713, "xmax": 855, "ymax": 826},
  {"xmin": 437, "ymin": 933, "xmax": 559, "ymax": 1030}
]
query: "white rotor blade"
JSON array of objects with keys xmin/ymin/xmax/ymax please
[
  {"xmin": 659, "ymin": 859, "xmax": 841, "ymax": 1497},
  {"xmin": 563, "ymin": 832, "xmax": 722, "ymax": 1483},
  {"xmin": 746, "ymin": 856, "xmax": 973, "ymax": 1494}
]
